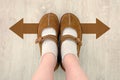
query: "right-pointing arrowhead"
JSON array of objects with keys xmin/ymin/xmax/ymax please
[
  {"xmin": 96, "ymin": 18, "xmax": 110, "ymax": 39},
  {"xmin": 10, "ymin": 19, "xmax": 24, "ymax": 39}
]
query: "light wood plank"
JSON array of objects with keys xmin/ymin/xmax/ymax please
[{"xmin": 0, "ymin": 0, "xmax": 120, "ymax": 80}]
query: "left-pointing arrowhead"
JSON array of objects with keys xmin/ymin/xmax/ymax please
[
  {"xmin": 10, "ymin": 19, "xmax": 24, "ymax": 39},
  {"xmin": 96, "ymin": 18, "xmax": 110, "ymax": 39}
]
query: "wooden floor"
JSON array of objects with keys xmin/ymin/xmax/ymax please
[{"xmin": 0, "ymin": 0, "xmax": 120, "ymax": 80}]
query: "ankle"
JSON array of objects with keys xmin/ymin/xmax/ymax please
[
  {"xmin": 40, "ymin": 53, "xmax": 57, "ymax": 67},
  {"xmin": 61, "ymin": 40, "xmax": 77, "ymax": 59},
  {"xmin": 62, "ymin": 54, "xmax": 79, "ymax": 67}
]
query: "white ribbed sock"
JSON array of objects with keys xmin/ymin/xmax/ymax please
[
  {"xmin": 61, "ymin": 27, "xmax": 78, "ymax": 60},
  {"xmin": 41, "ymin": 28, "xmax": 57, "ymax": 58}
]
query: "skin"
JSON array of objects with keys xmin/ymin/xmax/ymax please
[{"xmin": 32, "ymin": 53, "xmax": 88, "ymax": 80}]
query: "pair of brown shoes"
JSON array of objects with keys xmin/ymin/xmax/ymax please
[{"xmin": 36, "ymin": 13, "xmax": 82, "ymax": 71}]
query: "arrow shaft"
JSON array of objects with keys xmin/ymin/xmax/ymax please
[
  {"xmin": 81, "ymin": 23, "xmax": 97, "ymax": 34},
  {"xmin": 10, "ymin": 18, "xmax": 109, "ymax": 39},
  {"xmin": 23, "ymin": 23, "xmax": 98, "ymax": 34},
  {"xmin": 23, "ymin": 24, "xmax": 38, "ymax": 34}
]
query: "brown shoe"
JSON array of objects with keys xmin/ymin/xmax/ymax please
[
  {"xmin": 60, "ymin": 13, "xmax": 82, "ymax": 70},
  {"xmin": 35, "ymin": 13, "xmax": 59, "ymax": 70}
]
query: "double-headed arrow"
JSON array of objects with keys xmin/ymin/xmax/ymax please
[{"xmin": 10, "ymin": 18, "xmax": 110, "ymax": 39}]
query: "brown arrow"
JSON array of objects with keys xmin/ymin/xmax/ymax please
[
  {"xmin": 10, "ymin": 19, "xmax": 38, "ymax": 39},
  {"xmin": 81, "ymin": 18, "xmax": 110, "ymax": 39},
  {"xmin": 10, "ymin": 18, "xmax": 110, "ymax": 39}
]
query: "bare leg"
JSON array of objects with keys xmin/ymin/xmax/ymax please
[
  {"xmin": 32, "ymin": 53, "xmax": 56, "ymax": 80},
  {"xmin": 62, "ymin": 54, "xmax": 88, "ymax": 80}
]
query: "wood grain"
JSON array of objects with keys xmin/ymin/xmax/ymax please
[{"xmin": 0, "ymin": 0, "xmax": 120, "ymax": 80}]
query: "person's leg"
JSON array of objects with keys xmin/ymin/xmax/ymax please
[
  {"xmin": 33, "ymin": 29, "xmax": 58, "ymax": 80},
  {"xmin": 32, "ymin": 53, "xmax": 56, "ymax": 80},
  {"xmin": 60, "ymin": 13, "xmax": 88, "ymax": 80},
  {"xmin": 62, "ymin": 54, "xmax": 88, "ymax": 80},
  {"xmin": 32, "ymin": 13, "xmax": 59, "ymax": 80},
  {"xmin": 33, "ymin": 39, "xmax": 57, "ymax": 80},
  {"xmin": 61, "ymin": 28, "xmax": 88, "ymax": 80}
]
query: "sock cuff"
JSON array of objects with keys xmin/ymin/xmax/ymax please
[
  {"xmin": 41, "ymin": 28, "xmax": 58, "ymax": 59},
  {"xmin": 42, "ymin": 40, "xmax": 58, "ymax": 59},
  {"xmin": 61, "ymin": 40, "xmax": 78, "ymax": 60},
  {"xmin": 61, "ymin": 27, "xmax": 78, "ymax": 60}
]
